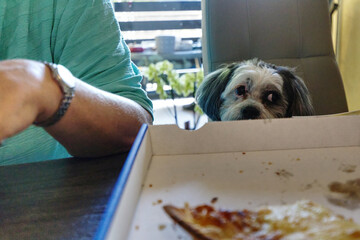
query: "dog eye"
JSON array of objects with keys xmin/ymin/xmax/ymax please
[
  {"xmin": 266, "ymin": 91, "xmax": 280, "ymax": 103},
  {"xmin": 235, "ymin": 85, "xmax": 247, "ymax": 96}
]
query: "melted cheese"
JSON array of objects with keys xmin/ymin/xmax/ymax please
[
  {"xmin": 165, "ymin": 200, "xmax": 360, "ymax": 240},
  {"xmin": 260, "ymin": 200, "xmax": 360, "ymax": 240}
]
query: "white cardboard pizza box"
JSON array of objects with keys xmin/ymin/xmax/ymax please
[{"xmin": 95, "ymin": 115, "xmax": 360, "ymax": 240}]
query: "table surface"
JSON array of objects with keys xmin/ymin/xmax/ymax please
[{"xmin": 0, "ymin": 153, "xmax": 127, "ymax": 240}]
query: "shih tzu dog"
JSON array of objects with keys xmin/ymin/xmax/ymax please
[{"xmin": 195, "ymin": 59, "xmax": 315, "ymax": 121}]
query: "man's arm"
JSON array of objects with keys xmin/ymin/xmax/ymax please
[
  {"xmin": 0, "ymin": 59, "xmax": 152, "ymax": 157},
  {"xmin": 43, "ymin": 72, "xmax": 152, "ymax": 157}
]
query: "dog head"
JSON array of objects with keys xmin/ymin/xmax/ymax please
[{"xmin": 195, "ymin": 59, "xmax": 315, "ymax": 121}]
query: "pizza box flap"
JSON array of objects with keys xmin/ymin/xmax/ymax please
[{"xmin": 148, "ymin": 115, "xmax": 360, "ymax": 155}]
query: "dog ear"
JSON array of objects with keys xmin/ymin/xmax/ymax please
[
  {"xmin": 195, "ymin": 63, "xmax": 239, "ymax": 121},
  {"xmin": 276, "ymin": 66, "xmax": 315, "ymax": 117}
]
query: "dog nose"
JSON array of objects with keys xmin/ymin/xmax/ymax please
[{"xmin": 242, "ymin": 106, "xmax": 260, "ymax": 119}]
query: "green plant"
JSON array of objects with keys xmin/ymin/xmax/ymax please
[{"xmin": 144, "ymin": 60, "xmax": 204, "ymax": 114}]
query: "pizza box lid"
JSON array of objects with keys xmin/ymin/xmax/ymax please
[{"xmin": 95, "ymin": 114, "xmax": 360, "ymax": 240}]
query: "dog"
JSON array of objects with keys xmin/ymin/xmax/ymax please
[{"xmin": 195, "ymin": 59, "xmax": 315, "ymax": 121}]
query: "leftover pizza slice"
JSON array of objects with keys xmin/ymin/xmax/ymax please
[{"xmin": 163, "ymin": 200, "xmax": 360, "ymax": 240}]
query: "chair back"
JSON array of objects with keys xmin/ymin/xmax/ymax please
[{"xmin": 201, "ymin": 0, "xmax": 348, "ymax": 115}]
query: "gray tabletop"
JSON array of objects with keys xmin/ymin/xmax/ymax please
[{"xmin": 0, "ymin": 153, "xmax": 127, "ymax": 239}]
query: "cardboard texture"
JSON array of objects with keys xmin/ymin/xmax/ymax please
[{"xmin": 102, "ymin": 115, "xmax": 360, "ymax": 240}]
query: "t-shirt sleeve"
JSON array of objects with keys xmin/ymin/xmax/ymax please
[{"xmin": 50, "ymin": 0, "xmax": 153, "ymax": 118}]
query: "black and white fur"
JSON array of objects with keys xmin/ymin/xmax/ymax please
[{"xmin": 195, "ymin": 59, "xmax": 315, "ymax": 121}]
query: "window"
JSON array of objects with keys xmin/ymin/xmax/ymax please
[
  {"xmin": 114, "ymin": 1, "xmax": 201, "ymax": 44},
  {"xmin": 113, "ymin": 1, "xmax": 206, "ymax": 129},
  {"xmin": 113, "ymin": 0, "xmax": 202, "ymax": 71}
]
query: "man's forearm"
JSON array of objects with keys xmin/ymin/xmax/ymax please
[
  {"xmin": 45, "ymin": 79, "xmax": 152, "ymax": 157},
  {"xmin": 0, "ymin": 59, "xmax": 150, "ymax": 158}
]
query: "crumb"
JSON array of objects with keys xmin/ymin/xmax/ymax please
[
  {"xmin": 338, "ymin": 164, "xmax": 357, "ymax": 173},
  {"xmin": 268, "ymin": 162, "xmax": 272, "ymax": 165},
  {"xmin": 239, "ymin": 170, "xmax": 243, "ymax": 173},
  {"xmin": 329, "ymin": 178, "xmax": 360, "ymax": 197},
  {"xmin": 135, "ymin": 225, "xmax": 139, "ymax": 230},
  {"xmin": 275, "ymin": 169, "xmax": 294, "ymax": 179},
  {"xmin": 303, "ymin": 183, "xmax": 313, "ymax": 190},
  {"xmin": 153, "ymin": 199, "xmax": 163, "ymax": 206},
  {"xmin": 242, "ymin": 152, "xmax": 246, "ymax": 155},
  {"xmin": 158, "ymin": 224, "xmax": 166, "ymax": 231},
  {"xmin": 296, "ymin": 158, "xmax": 301, "ymax": 161},
  {"xmin": 327, "ymin": 178, "xmax": 360, "ymax": 209},
  {"xmin": 201, "ymin": 173, "xmax": 205, "ymax": 176},
  {"xmin": 211, "ymin": 197, "xmax": 218, "ymax": 204},
  {"xmin": 149, "ymin": 184, "xmax": 153, "ymax": 188}
]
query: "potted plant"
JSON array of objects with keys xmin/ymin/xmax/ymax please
[{"xmin": 144, "ymin": 60, "xmax": 204, "ymax": 129}]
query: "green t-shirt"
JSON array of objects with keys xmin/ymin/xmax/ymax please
[{"xmin": 0, "ymin": 0, "xmax": 153, "ymax": 165}]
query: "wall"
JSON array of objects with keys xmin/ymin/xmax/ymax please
[{"xmin": 338, "ymin": 0, "xmax": 360, "ymax": 111}]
